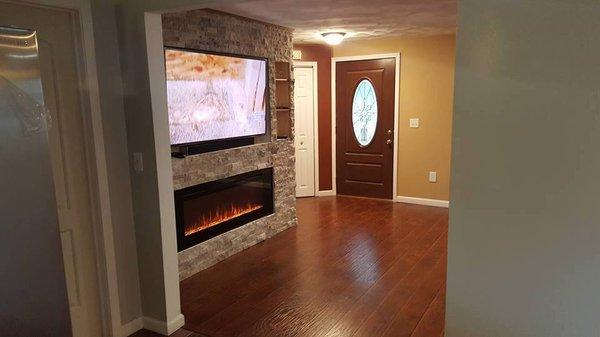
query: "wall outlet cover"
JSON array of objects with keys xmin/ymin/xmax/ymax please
[{"xmin": 428, "ymin": 171, "xmax": 437, "ymax": 183}]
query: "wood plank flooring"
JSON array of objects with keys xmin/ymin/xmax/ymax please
[{"xmin": 135, "ymin": 196, "xmax": 448, "ymax": 337}]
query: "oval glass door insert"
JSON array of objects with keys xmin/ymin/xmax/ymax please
[{"xmin": 352, "ymin": 79, "xmax": 378, "ymax": 146}]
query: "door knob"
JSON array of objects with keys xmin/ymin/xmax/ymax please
[{"xmin": 386, "ymin": 139, "xmax": 392, "ymax": 145}]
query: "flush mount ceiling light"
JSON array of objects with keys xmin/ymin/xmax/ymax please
[{"xmin": 321, "ymin": 32, "xmax": 346, "ymax": 45}]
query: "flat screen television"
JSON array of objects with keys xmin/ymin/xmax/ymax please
[{"xmin": 164, "ymin": 47, "xmax": 268, "ymax": 146}]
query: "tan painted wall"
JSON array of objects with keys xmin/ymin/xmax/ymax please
[{"xmin": 333, "ymin": 35, "xmax": 455, "ymax": 201}]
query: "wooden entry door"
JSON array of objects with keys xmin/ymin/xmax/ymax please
[{"xmin": 336, "ymin": 58, "xmax": 396, "ymax": 199}]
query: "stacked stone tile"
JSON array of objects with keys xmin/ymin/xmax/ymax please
[{"xmin": 163, "ymin": 9, "xmax": 297, "ymax": 280}]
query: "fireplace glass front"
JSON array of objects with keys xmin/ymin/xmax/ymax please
[{"xmin": 174, "ymin": 168, "xmax": 274, "ymax": 251}]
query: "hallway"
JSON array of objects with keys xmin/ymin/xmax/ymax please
[{"xmin": 178, "ymin": 196, "xmax": 448, "ymax": 336}]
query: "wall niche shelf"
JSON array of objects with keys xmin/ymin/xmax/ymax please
[{"xmin": 274, "ymin": 61, "xmax": 292, "ymax": 139}]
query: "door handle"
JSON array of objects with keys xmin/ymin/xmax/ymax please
[{"xmin": 386, "ymin": 139, "xmax": 392, "ymax": 145}]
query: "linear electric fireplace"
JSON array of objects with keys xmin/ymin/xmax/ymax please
[{"xmin": 174, "ymin": 168, "xmax": 274, "ymax": 251}]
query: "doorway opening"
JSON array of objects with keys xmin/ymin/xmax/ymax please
[{"xmin": 294, "ymin": 61, "xmax": 319, "ymax": 197}]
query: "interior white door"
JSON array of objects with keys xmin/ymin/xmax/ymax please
[
  {"xmin": 294, "ymin": 66, "xmax": 316, "ymax": 197},
  {"xmin": 0, "ymin": 3, "xmax": 104, "ymax": 337}
]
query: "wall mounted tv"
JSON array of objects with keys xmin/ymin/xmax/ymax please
[{"xmin": 164, "ymin": 47, "xmax": 268, "ymax": 147}]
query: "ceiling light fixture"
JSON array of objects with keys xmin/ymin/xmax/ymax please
[{"xmin": 321, "ymin": 32, "xmax": 346, "ymax": 45}]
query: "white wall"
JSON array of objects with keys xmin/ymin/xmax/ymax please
[
  {"xmin": 110, "ymin": 3, "xmax": 181, "ymax": 331},
  {"xmin": 109, "ymin": 0, "xmax": 232, "ymax": 332},
  {"xmin": 446, "ymin": 1, "xmax": 600, "ymax": 336},
  {"xmin": 88, "ymin": 1, "xmax": 143, "ymax": 325}
]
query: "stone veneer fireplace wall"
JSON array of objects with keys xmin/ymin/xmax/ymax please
[{"xmin": 163, "ymin": 9, "xmax": 297, "ymax": 280}]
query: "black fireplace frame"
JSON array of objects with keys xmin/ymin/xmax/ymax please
[{"xmin": 174, "ymin": 168, "xmax": 274, "ymax": 251}]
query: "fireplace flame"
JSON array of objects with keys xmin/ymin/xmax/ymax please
[{"xmin": 185, "ymin": 203, "xmax": 263, "ymax": 236}]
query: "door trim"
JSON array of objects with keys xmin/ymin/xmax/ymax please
[
  {"xmin": 3, "ymin": 0, "xmax": 122, "ymax": 335},
  {"xmin": 293, "ymin": 61, "xmax": 321, "ymax": 196},
  {"xmin": 331, "ymin": 53, "xmax": 400, "ymax": 200}
]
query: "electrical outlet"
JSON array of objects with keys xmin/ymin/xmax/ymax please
[
  {"xmin": 133, "ymin": 152, "xmax": 144, "ymax": 172},
  {"xmin": 428, "ymin": 171, "xmax": 437, "ymax": 183},
  {"xmin": 409, "ymin": 118, "xmax": 420, "ymax": 128}
]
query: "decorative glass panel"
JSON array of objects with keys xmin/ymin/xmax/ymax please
[{"xmin": 352, "ymin": 80, "xmax": 378, "ymax": 146}]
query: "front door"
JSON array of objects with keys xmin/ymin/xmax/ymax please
[
  {"xmin": 294, "ymin": 65, "xmax": 316, "ymax": 197},
  {"xmin": 336, "ymin": 58, "xmax": 396, "ymax": 199},
  {"xmin": 0, "ymin": 3, "xmax": 104, "ymax": 336}
]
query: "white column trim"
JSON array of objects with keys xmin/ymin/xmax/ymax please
[
  {"xmin": 396, "ymin": 196, "xmax": 449, "ymax": 208},
  {"xmin": 142, "ymin": 314, "xmax": 185, "ymax": 336},
  {"xmin": 144, "ymin": 12, "xmax": 185, "ymax": 334},
  {"xmin": 118, "ymin": 317, "xmax": 143, "ymax": 337}
]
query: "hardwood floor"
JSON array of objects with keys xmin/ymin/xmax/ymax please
[{"xmin": 147, "ymin": 196, "xmax": 447, "ymax": 337}]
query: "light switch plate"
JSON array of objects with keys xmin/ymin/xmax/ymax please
[
  {"xmin": 429, "ymin": 171, "xmax": 437, "ymax": 183},
  {"xmin": 409, "ymin": 118, "xmax": 420, "ymax": 128},
  {"xmin": 133, "ymin": 152, "xmax": 144, "ymax": 172}
]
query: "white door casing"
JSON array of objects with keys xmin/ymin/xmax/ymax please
[
  {"xmin": 294, "ymin": 65, "xmax": 316, "ymax": 197},
  {"xmin": 0, "ymin": 3, "xmax": 104, "ymax": 336},
  {"xmin": 39, "ymin": 9, "xmax": 104, "ymax": 337}
]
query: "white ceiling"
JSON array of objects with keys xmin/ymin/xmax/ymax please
[{"xmin": 211, "ymin": 0, "xmax": 457, "ymax": 43}]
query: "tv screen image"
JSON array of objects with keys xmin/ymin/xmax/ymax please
[{"xmin": 164, "ymin": 48, "xmax": 267, "ymax": 145}]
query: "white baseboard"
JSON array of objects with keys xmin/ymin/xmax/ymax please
[
  {"xmin": 316, "ymin": 189, "xmax": 335, "ymax": 197},
  {"xmin": 395, "ymin": 196, "xmax": 449, "ymax": 208},
  {"xmin": 142, "ymin": 314, "xmax": 185, "ymax": 336},
  {"xmin": 119, "ymin": 317, "xmax": 143, "ymax": 337}
]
